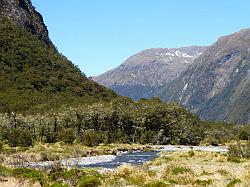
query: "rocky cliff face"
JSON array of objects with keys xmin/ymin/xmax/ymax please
[
  {"xmin": 159, "ymin": 29, "xmax": 250, "ymax": 124},
  {"xmin": 94, "ymin": 46, "xmax": 206, "ymax": 100},
  {"xmin": 0, "ymin": 0, "xmax": 53, "ymax": 47}
]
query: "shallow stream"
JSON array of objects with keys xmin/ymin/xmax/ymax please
[{"xmin": 19, "ymin": 145, "xmax": 228, "ymax": 169}]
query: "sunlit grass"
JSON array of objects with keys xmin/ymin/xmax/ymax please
[{"xmin": 1, "ymin": 147, "xmax": 250, "ymax": 186}]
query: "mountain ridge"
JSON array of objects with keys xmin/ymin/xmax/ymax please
[
  {"xmin": 158, "ymin": 28, "xmax": 250, "ymax": 124},
  {"xmin": 94, "ymin": 46, "xmax": 207, "ymax": 100}
]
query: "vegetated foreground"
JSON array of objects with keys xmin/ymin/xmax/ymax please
[{"xmin": 0, "ymin": 143, "xmax": 249, "ymax": 187}]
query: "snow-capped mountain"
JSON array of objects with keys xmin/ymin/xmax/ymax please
[
  {"xmin": 158, "ymin": 29, "xmax": 250, "ymax": 124},
  {"xmin": 94, "ymin": 46, "xmax": 206, "ymax": 100}
]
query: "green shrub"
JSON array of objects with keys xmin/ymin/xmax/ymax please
[
  {"xmin": 12, "ymin": 168, "xmax": 45, "ymax": 184},
  {"xmin": 217, "ymin": 169, "xmax": 229, "ymax": 176},
  {"xmin": 238, "ymin": 130, "xmax": 249, "ymax": 140},
  {"xmin": 7, "ymin": 128, "xmax": 33, "ymax": 147},
  {"xmin": 226, "ymin": 178, "xmax": 241, "ymax": 187},
  {"xmin": 0, "ymin": 140, "xmax": 3, "ymax": 151},
  {"xmin": 80, "ymin": 131, "xmax": 102, "ymax": 147},
  {"xmin": 0, "ymin": 165, "xmax": 11, "ymax": 177},
  {"xmin": 188, "ymin": 150, "xmax": 195, "ymax": 157},
  {"xmin": 194, "ymin": 179, "xmax": 213, "ymax": 186},
  {"xmin": 228, "ymin": 142, "xmax": 250, "ymax": 162},
  {"xmin": 58, "ymin": 128, "xmax": 75, "ymax": 144},
  {"xmin": 77, "ymin": 175, "xmax": 100, "ymax": 187},
  {"xmin": 171, "ymin": 166, "xmax": 192, "ymax": 175}
]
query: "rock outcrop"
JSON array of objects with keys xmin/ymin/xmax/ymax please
[{"xmin": 0, "ymin": 0, "xmax": 53, "ymax": 47}]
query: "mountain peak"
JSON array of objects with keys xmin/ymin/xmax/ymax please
[
  {"xmin": 94, "ymin": 46, "xmax": 206, "ymax": 100},
  {"xmin": 0, "ymin": 0, "xmax": 53, "ymax": 47},
  {"xmin": 158, "ymin": 28, "xmax": 250, "ymax": 124}
]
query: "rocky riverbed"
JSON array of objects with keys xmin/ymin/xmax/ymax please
[{"xmin": 16, "ymin": 145, "xmax": 228, "ymax": 169}]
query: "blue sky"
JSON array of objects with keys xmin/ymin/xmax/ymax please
[{"xmin": 32, "ymin": 0, "xmax": 250, "ymax": 76}]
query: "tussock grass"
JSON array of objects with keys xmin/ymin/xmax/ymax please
[
  {"xmin": 0, "ymin": 143, "xmax": 151, "ymax": 165},
  {"xmin": 1, "ymin": 147, "xmax": 250, "ymax": 187}
]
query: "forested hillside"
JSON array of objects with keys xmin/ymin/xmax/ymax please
[{"xmin": 0, "ymin": 21, "xmax": 116, "ymax": 113}]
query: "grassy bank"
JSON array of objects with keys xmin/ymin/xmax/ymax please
[
  {"xmin": 0, "ymin": 143, "xmax": 152, "ymax": 165},
  {"xmin": 102, "ymin": 148, "xmax": 250, "ymax": 187},
  {"xmin": 0, "ymin": 150, "xmax": 249, "ymax": 187}
]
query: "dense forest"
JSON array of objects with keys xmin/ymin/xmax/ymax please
[
  {"xmin": 0, "ymin": 97, "xmax": 249, "ymax": 148},
  {"xmin": 0, "ymin": 21, "xmax": 116, "ymax": 114}
]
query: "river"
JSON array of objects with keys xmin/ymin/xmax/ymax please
[{"xmin": 18, "ymin": 145, "xmax": 228, "ymax": 169}]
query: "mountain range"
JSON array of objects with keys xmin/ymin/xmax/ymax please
[
  {"xmin": 0, "ymin": 0, "xmax": 249, "ymax": 124},
  {"xmin": 95, "ymin": 30, "xmax": 250, "ymax": 124},
  {"xmin": 159, "ymin": 29, "xmax": 250, "ymax": 124},
  {"xmin": 94, "ymin": 46, "xmax": 206, "ymax": 100}
]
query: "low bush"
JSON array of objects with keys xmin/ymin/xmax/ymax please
[
  {"xmin": 6, "ymin": 128, "xmax": 33, "ymax": 147},
  {"xmin": 226, "ymin": 178, "xmax": 241, "ymax": 187},
  {"xmin": 58, "ymin": 128, "xmax": 75, "ymax": 144},
  {"xmin": 0, "ymin": 165, "xmax": 11, "ymax": 177},
  {"xmin": 77, "ymin": 175, "xmax": 100, "ymax": 187},
  {"xmin": 12, "ymin": 167, "xmax": 45, "ymax": 184},
  {"xmin": 227, "ymin": 142, "xmax": 250, "ymax": 162},
  {"xmin": 194, "ymin": 179, "xmax": 213, "ymax": 186},
  {"xmin": 171, "ymin": 166, "xmax": 192, "ymax": 175}
]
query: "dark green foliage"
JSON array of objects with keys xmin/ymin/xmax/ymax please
[
  {"xmin": 238, "ymin": 128, "xmax": 250, "ymax": 140},
  {"xmin": 0, "ymin": 97, "xmax": 249, "ymax": 147},
  {"xmin": 0, "ymin": 21, "xmax": 116, "ymax": 114},
  {"xmin": 58, "ymin": 128, "xmax": 75, "ymax": 144},
  {"xmin": 0, "ymin": 140, "xmax": 3, "ymax": 151},
  {"xmin": 0, "ymin": 64, "xmax": 246, "ymax": 148},
  {"xmin": 194, "ymin": 179, "xmax": 213, "ymax": 186},
  {"xmin": 5, "ymin": 128, "xmax": 33, "ymax": 147},
  {"xmin": 79, "ymin": 131, "xmax": 103, "ymax": 147},
  {"xmin": 2, "ymin": 97, "xmax": 248, "ymax": 147},
  {"xmin": 201, "ymin": 121, "xmax": 250, "ymax": 145}
]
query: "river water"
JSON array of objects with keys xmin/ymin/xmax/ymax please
[
  {"xmin": 19, "ymin": 145, "xmax": 228, "ymax": 169},
  {"xmin": 77, "ymin": 151, "xmax": 159, "ymax": 169}
]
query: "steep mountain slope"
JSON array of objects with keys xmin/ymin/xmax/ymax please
[
  {"xmin": 0, "ymin": 0, "xmax": 53, "ymax": 47},
  {"xmin": 0, "ymin": 0, "xmax": 116, "ymax": 113},
  {"xmin": 94, "ymin": 46, "xmax": 206, "ymax": 100},
  {"xmin": 159, "ymin": 29, "xmax": 250, "ymax": 124}
]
